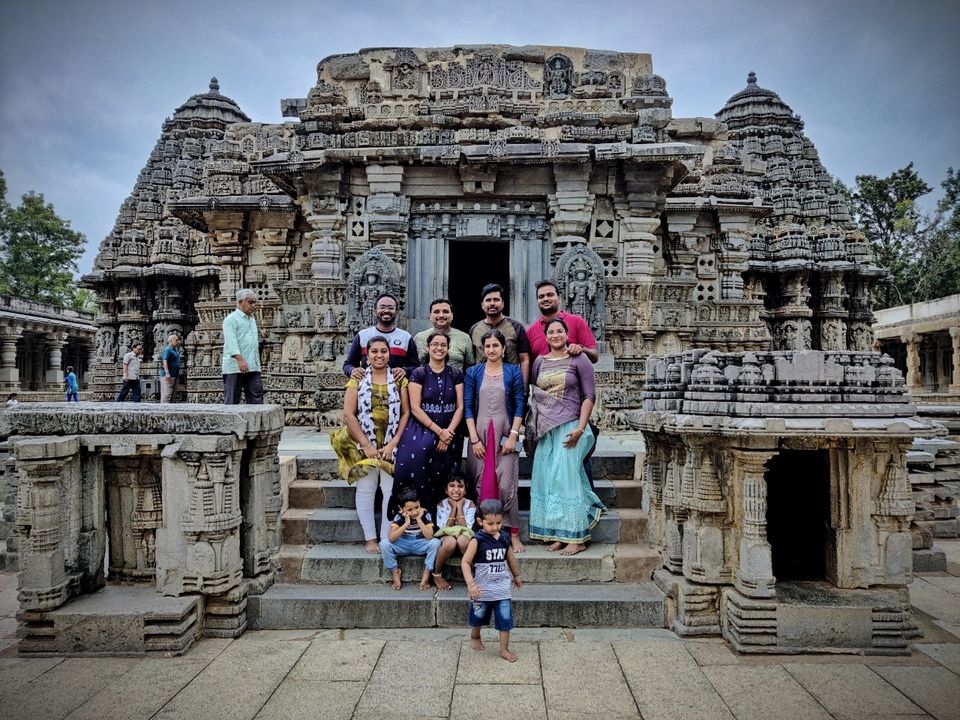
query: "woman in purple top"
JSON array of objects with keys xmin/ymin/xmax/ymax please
[
  {"xmin": 393, "ymin": 332, "xmax": 465, "ymax": 513},
  {"xmin": 527, "ymin": 318, "xmax": 605, "ymax": 555}
]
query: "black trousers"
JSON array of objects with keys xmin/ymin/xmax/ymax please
[
  {"xmin": 115, "ymin": 379, "xmax": 142, "ymax": 402},
  {"xmin": 223, "ymin": 372, "xmax": 263, "ymax": 404}
]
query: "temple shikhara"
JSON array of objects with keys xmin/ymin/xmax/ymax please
[
  {"xmin": 83, "ymin": 46, "xmax": 880, "ymax": 427},
  {"xmin": 3, "ymin": 46, "xmax": 951, "ymax": 657}
]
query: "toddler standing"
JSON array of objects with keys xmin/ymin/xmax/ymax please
[{"xmin": 461, "ymin": 498, "xmax": 522, "ymax": 662}]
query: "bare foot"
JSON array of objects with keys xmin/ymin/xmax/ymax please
[
  {"xmin": 500, "ymin": 648, "xmax": 518, "ymax": 662},
  {"xmin": 511, "ymin": 537, "xmax": 526, "ymax": 554},
  {"xmin": 560, "ymin": 543, "xmax": 586, "ymax": 556},
  {"xmin": 365, "ymin": 539, "xmax": 380, "ymax": 554},
  {"xmin": 470, "ymin": 635, "xmax": 485, "ymax": 652},
  {"xmin": 419, "ymin": 570, "xmax": 432, "ymax": 590},
  {"xmin": 434, "ymin": 574, "xmax": 452, "ymax": 591},
  {"xmin": 390, "ymin": 569, "xmax": 402, "ymax": 590},
  {"xmin": 546, "ymin": 541, "xmax": 563, "ymax": 552}
]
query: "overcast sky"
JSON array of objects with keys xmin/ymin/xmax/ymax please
[{"xmin": 1, "ymin": 0, "xmax": 957, "ymax": 277}]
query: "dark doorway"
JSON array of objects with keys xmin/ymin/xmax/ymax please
[
  {"xmin": 765, "ymin": 450, "xmax": 831, "ymax": 581},
  {"xmin": 447, "ymin": 240, "xmax": 510, "ymax": 332}
]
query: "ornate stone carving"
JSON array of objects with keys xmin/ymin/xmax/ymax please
[
  {"xmin": 555, "ymin": 244, "xmax": 606, "ymax": 343},
  {"xmin": 347, "ymin": 247, "xmax": 401, "ymax": 333}
]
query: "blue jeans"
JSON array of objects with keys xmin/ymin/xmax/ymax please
[
  {"xmin": 379, "ymin": 535, "xmax": 441, "ymax": 572},
  {"xmin": 66, "ymin": 391, "xmax": 78, "ymax": 402},
  {"xmin": 468, "ymin": 598, "xmax": 514, "ymax": 632}
]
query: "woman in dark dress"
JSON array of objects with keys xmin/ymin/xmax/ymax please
[{"xmin": 393, "ymin": 332, "xmax": 465, "ymax": 512}]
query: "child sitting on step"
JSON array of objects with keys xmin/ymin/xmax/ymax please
[
  {"xmin": 380, "ymin": 486, "xmax": 441, "ymax": 591},
  {"xmin": 462, "ymin": 498, "xmax": 522, "ymax": 662},
  {"xmin": 432, "ymin": 473, "xmax": 477, "ymax": 591}
]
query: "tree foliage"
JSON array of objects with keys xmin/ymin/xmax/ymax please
[
  {"xmin": 0, "ymin": 169, "xmax": 87, "ymax": 307},
  {"xmin": 848, "ymin": 163, "xmax": 960, "ymax": 309}
]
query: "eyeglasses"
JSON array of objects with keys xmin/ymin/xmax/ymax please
[{"xmin": 428, "ymin": 342, "xmax": 447, "ymax": 348}]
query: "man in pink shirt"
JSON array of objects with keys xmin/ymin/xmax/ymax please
[{"xmin": 526, "ymin": 280, "xmax": 599, "ymax": 363}]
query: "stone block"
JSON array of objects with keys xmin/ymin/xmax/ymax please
[
  {"xmin": 913, "ymin": 547, "xmax": 947, "ymax": 572},
  {"xmin": 777, "ymin": 604, "xmax": 873, "ymax": 649}
]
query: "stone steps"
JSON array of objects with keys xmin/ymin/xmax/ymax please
[
  {"xmin": 287, "ymin": 476, "xmax": 643, "ymax": 511},
  {"xmin": 283, "ymin": 507, "xmax": 648, "ymax": 545},
  {"xmin": 247, "ymin": 581, "xmax": 666, "ymax": 630},
  {"xmin": 265, "ymin": 439, "xmax": 665, "ymax": 629}
]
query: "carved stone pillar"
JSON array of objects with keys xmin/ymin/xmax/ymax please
[
  {"xmin": 15, "ymin": 436, "xmax": 82, "ymax": 611},
  {"xmin": 950, "ymin": 327, "xmax": 960, "ymax": 394},
  {"xmin": 733, "ymin": 450, "xmax": 777, "ymax": 598},
  {"xmin": 207, "ymin": 227, "xmax": 247, "ymax": 301},
  {"xmin": 716, "ymin": 214, "xmax": 753, "ymax": 299},
  {"xmin": 365, "ymin": 165, "xmax": 408, "ymax": 263},
  {"xmin": 0, "ymin": 325, "xmax": 22, "ymax": 392},
  {"xmin": 85, "ymin": 345, "xmax": 97, "ymax": 389},
  {"xmin": 619, "ymin": 216, "xmax": 660, "ymax": 279},
  {"xmin": 903, "ymin": 333, "xmax": 923, "ymax": 391},
  {"xmin": 157, "ymin": 439, "xmax": 244, "ymax": 596},
  {"xmin": 547, "ymin": 164, "xmax": 594, "ymax": 257},
  {"xmin": 44, "ymin": 332, "xmax": 68, "ymax": 388}
]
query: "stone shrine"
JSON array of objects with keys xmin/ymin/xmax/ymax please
[
  {"xmin": 640, "ymin": 349, "xmax": 936, "ymax": 653},
  {"xmin": 82, "ymin": 48, "xmax": 879, "ymax": 427}
]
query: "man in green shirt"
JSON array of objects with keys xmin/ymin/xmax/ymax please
[
  {"xmin": 222, "ymin": 288, "xmax": 263, "ymax": 404},
  {"xmin": 413, "ymin": 298, "xmax": 475, "ymax": 372}
]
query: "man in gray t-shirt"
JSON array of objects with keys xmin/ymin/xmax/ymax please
[{"xmin": 115, "ymin": 342, "xmax": 144, "ymax": 402}]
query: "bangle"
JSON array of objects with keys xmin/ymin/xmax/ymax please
[
  {"xmin": 510, "ymin": 430, "xmax": 519, "ymax": 436},
  {"xmin": 471, "ymin": 439, "xmax": 481, "ymax": 445}
]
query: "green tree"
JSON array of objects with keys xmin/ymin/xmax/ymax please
[
  {"xmin": 0, "ymin": 169, "xmax": 86, "ymax": 306},
  {"xmin": 850, "ymin": 163, "xmax": 932, "ymax": 309},
  {"xmin": 70, "ymin": 288, "xmax": 98, "ymax": 313}
]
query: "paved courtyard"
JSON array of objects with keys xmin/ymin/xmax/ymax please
[{"xmin": 1, "ymin": 541, "xmax": 958, "ymax": 720}]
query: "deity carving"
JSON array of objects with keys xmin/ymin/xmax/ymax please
[
  {"xmin": 775, "ymin": 319, "xmax": 812, "ymax": 351},
  {"xmin": 347, "ymin": 247, "xmax": 401, "ymax": 333},
  {"xmin": 544, "ymin": 54, "xmax": 573, "ymax": 98},
  {"xmin": 555, "ymin": 244, "xmax": 606, "ymax": 343}
]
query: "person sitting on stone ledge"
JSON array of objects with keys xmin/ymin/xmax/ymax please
[
  {"xmin": 332, "ymin": 334, "xmax": 410, "ymax": 554},
  {"xmin": 343, "ymin": 292, "xmax": 420, "ymax": 382},
  {"xmin": 380, "ymin": 486, "xmax": 441, "ymax": 591},
  {"xmin": 222, "ymin": 289, "xmax": 263, "ymax": 404}
]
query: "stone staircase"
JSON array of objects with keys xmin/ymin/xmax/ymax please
[{"xmin": 248, "ymin": 442, "xmax": 666, "ymax": 629}]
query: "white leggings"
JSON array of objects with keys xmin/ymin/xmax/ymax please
[{"xmin": 355, "ymin": 467, "xmax": 394, "ymax": 541}]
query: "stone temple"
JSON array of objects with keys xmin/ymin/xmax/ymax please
[
  {"xmin": 83, "ymin": 46, "xmax": 879, "ymax": 424},
  {"xmin": 4, "ymin": 46, "xmax": 936, "ymax": 657}
]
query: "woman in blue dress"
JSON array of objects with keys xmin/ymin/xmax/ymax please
[{"xmin": 393, "ymin": 332, "xmax": 465, "ymax": 512}]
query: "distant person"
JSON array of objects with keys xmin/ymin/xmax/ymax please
[
  {"xmin": 222, "ymin": 289, "xmax": 263, "ymax": 404},
  {"xmin": 526, "ymin": 280, "xmax": 598, "ymax": 362},
  {"xmin": 343, "ymin": 292, "xmax": 420, "ymax": 381},
  {"xmin": 468, "ymin": 284, "xmax": 531, "ymax": 385},
  {"xmin": 115, "ymin": 342, "xmax": 144, "ymax": 402},
  {"xmin": 64, "ymin": 366, "xmax": 79, "ymax": 402},
  {"xmin": 413, "ymin": 298, "xmax": 475, "ymax": 371},
  {"xmin": 5, "ymin": 393, "xmax": 18, "ymax": 408},
  {"xmin": 159, "ymin": 333, "xmax": 182, "ymax": 403}
]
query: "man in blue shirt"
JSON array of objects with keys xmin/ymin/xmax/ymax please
[
  {"xmin": 159, "ymin": 333, "xmax": 182, "ymax": 404},
  {"xmin": 222, "ymin": 288, "xmax": 263, "ymax": 404}
]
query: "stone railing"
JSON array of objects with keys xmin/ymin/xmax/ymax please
[
  {"xmin": 642, "ymin": 349, "xmax": 912, "ymax": 417},
  {"xmin": 0, "ymin": 403, "xmax": 284, "ymax": 654}
]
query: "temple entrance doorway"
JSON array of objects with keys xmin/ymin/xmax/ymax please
[
  {"xmin": 447, "ymin": 240, "xmax": 510, "ymax": 332},
  {"xmin": 765, "ymin": 450, "xmax": 831, "ymax": 581}
]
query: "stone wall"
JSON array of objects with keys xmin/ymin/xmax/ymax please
[{"xmin": 0, "ymin": 402, "xmax": 284, "ymax": 654}]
